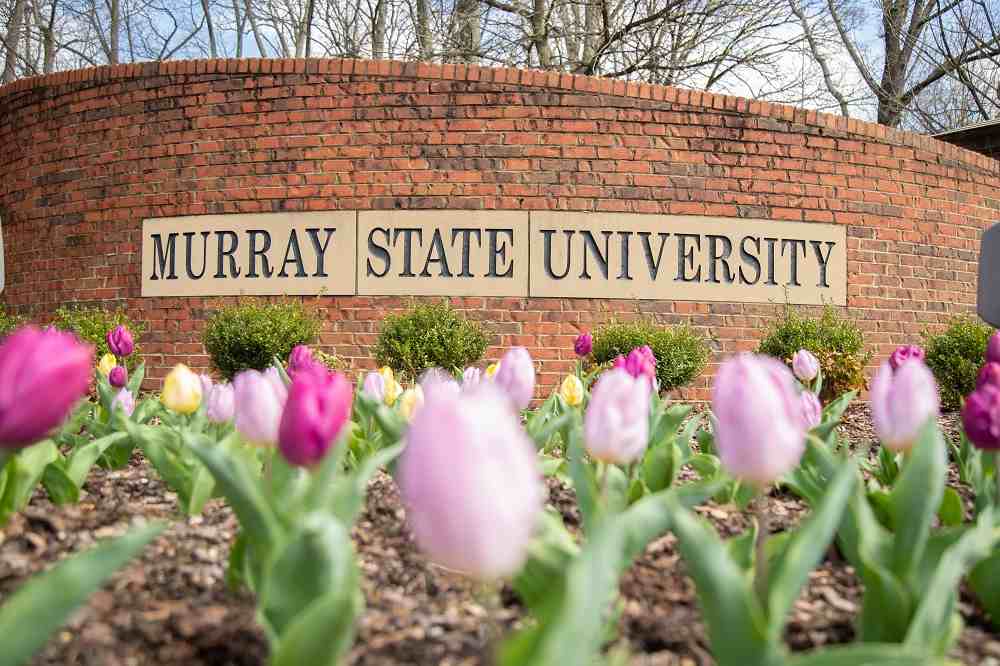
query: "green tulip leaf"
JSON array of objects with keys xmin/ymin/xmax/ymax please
[
  {"xmin": 936, "ymin": 488, "xmax": 964, "ymax": 527},
  {"xmin": 126, "ymin": 362, "xmax": 146, "ymax": 394},
  {"xmin": 969, "ymin": 548, "xmax": 1000, "ymax": 632},
  {"xmin": 512, "ymin": 511, "xmax": 579, "ymax": 617},
  {"xmin": 269, "ymin": 587, "xmax": 362, "ymax": 666},
  {"xmin": 0, "ymin": 440, "xmax": 59, "ymax": 525},
  {"xmin": 785, "ymin": 643, "xmax": 957, "ymax": 666}
]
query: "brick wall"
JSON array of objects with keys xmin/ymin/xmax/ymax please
[{"xmin": 1, "ymin": 58, "xmax": 998, "ymax": 401}]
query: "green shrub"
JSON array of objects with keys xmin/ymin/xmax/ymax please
[
  {"xmin": 923, "ymin": 316, "xmax": 995, "ymax": 410},
  {"xmin": 313, "ymin": 349, "xmax": 346, "ymax": 372},
  {"xmin": 53, "ymin": 306, "xmax": 146, "ymax": 368},
  {"xmin": 203, "ymin": 302, "xmax": 320, "ymax": 380},
  {"xmin": 374, "ymin": 301, "xmax": 489, "ymax": 381},
  {"xmin": 757, "ymin": 306, "xmax": 869, "ymax": 402},
  {"xmin": 591, "ymin": 320, "xmax": 711, "ymax": 391},
  {"xmin": 0, "ymin": 306, "xmax": 22, "ymax": 338}
]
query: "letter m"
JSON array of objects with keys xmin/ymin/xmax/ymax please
[{"xmin": 151, "ymin": 233, "xmax": 178, "ymax": 280}]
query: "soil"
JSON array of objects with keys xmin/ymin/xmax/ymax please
[{"xmin": 1, "ymin": 405, "xmax": 998, "ymax": 666}]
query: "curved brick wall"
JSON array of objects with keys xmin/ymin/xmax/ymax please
[{"xmin": 1, "ymin": 58, "xmax": 997, "ymax": 400}]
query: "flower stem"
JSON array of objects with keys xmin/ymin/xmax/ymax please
[
  {"xmin": 753, "ymin": 489, "xmax": 771, "ymax": 609},
  {"xmin": 476, "ymin": 582, "xmax": 501, "ymax": 665},
  {"xmin": 995, "ymin": 451, "xmax": 1000, "ymax": 509},
  {"xmin": 0, "ymin": 449, "xmax": 12, "ymax": 473}
]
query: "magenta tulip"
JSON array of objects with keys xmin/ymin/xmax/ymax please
[
  {"xmin": 287, "ymin": 345, "xmax": 317, "ymax": 377},
  {"xmin": 108, "ymin": 365, "xmax": 127, "ymax": 388},
  {"xmin": 712, "ymin": 354, "xmax": 806, "ymax": 486},
  {"xmin": 987, "ymin": 331, "xmax": 1000, "ymax": 365},
  {"xmin": 574, "ymin": 332, "xmax": 593, "ymax": 357},
  {"xmin": 799, "ymin": 391, "xmax": 822, "ymax": 429},
  {"xmin": 205, "ymin": 382, "xmax": 235, "ymax": 423},
  {"xmin": 398, "ymin": 383, "xmax": 543, "ymax": 579},
  {"xmin": 0, "ymin": 327, "xmax": 93, "ymax": 449},
  {"xmin": 106, "ymin": 325, "xmax": 134, "ymax": 357},
  {"xmin": 978, "ymin": 362, "xmax": 1000, "ymax": 389},
  {"xmin": 613, "ymin": 346, "xmax": 657, "ymax": 387},
  {"xmin": 112, "ymin": 388, "xmax": 135, "ymax": 416},
  {"xmin": 278, "ymin": 366, "xmax": 353, "ymax": 466},
  {"xmin": 233, "ymin": 367, "xmax": 288, "ymax": 446},
  {"xmin": 888, "ymin": 344, "xmax": 925, "ymax": 370},
  {"xmin": 870, "ymin": 359, "xmax": 939, "ymax": 452},
  {"xmin": 584, "ymin": 368, "xmax": 651, "ymax": 464},
  {"xmin": 493, "ymin": 347, "xmax": 536, "ymax": 410},
  {"xmin": 962, "ymin": 383, "xmax": 1000, "ymax": 450},
  {"xmin": 792, "ymin": 349, "xmax": 819, "ymax": 382}
]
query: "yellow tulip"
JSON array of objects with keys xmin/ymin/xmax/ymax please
[
  {"xmin": 384, "ymin": 378, "xmax": 403, "ymax": 406},
  {"xmin": 485, "ymin": 362, "xmax": 501, "ymax": 379},
  {"xmin": 560, "ymin": 374, "xmax": 584, "ymax": 407},
  {"xmin": 97, "ymin": 353, "xmax": 117, "ymax": 376},
  {"xmin": 379, "ymin": 366, "xmax": 395, "ymax": 384},
  {"xmin": 398, "ymin": 386, "xmax": 425, "ymax": 420},
  {"xmin": 161, "ymin": 363, "xmax": 203, "ymax": 414}
]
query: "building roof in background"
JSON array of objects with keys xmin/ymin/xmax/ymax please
[{"xmin": 934, "ymin": 118, "xmax": 1000, "ymax": 159}]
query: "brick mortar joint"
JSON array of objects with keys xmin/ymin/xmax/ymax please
[{"xmin": 0, "ymin": 57, "xmax": 997, "ymax": 175}]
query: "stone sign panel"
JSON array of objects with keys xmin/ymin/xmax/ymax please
[
  {"xmin": 141, "ymin": 211, "xmax": 846, "ymax": 305},
  {"xmin": 978, "ymin": 223, "xmax": 1000, "ymax": 327}
]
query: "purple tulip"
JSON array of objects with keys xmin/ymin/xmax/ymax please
[
  {"xmin": 419, "ymin": 368, "xmax": 460, "ymax": 399},
  {"xmin": 278, "ymin": 366, "xmax": 353, "ymax": 467},
  {"xmin": 0, "ymin": 327, "xmax": 93, "ymax": 449},
  {"xmin": 287, "ymin": 344, "xmax": 317, "ymax": 378},
  {"xmin": 361, "ymin": 371, "xmax": 386, "ymax": 401},
  {"xmin": 870, "ymin": 359, "xmax": 939, "ymax": 452},
  {"xmin": 398, "ymin": 383, "xmax": 543, "ymax": 579},
  {"xmin": 205, "ymin": 382, "xmax": 235, "ymax": 423},
  {"xmin": 461, "ymin": 367, "xmax": 482, "ymax": 389},
  {"xmin": 108, "ymin": 365, "xmax": 127, "ymax": 388},
  {"xmin": 962, "ymin": 383, "xmax": 1000, "ymax": 450},
  {"xmin": 574, "ymin": 332, "xmax": 593, "ymax": 357},
  {"xmin": 106, "ymin": 325, "xmax": 134, "ymax": 358},
  {"xmin": 493, "ymin": 347, "xmax": 536, "ymax": 410},
  {"xmin": 799, "ymin": 391, "xmax": 822, "ymax": 429},
  {"xmin": 792, "ymin": 349, "xmax": 820, "ymax": 382},
  {"xmin": 233, "ymin": 367, "xmax": 288, "ymax": 446},
  {"xmin": 112, "ymin": 388, "xmax": 135, "ymax": 416},
  {"xmin": 978, "ymin": 362, "xmax": 1000, "ymax": 389},
  {"xmin": 712, "ymin": 354, "xmax": 806, "ymax": 486},
  {"xmin": 888, "ymin": 344, "xmax": 925, "ymax": 370},
  {"xmin": 987, "ymin": 331, "xmax": 1000, "ymax": 365},
  {"xmin": 584, "ymin": 368, "xmax": 651, "ymax": 464}
]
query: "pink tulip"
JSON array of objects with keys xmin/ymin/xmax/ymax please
[
  {"xmin": 792, "ymin": 349, "xmax": 819, "ymax": 382},
  {"xmin": 112, "ymin": 388, "xmax": 135, "ymax": 416},
  {"xmin": 398, "ymin": 383, "xmax": 543, "ymax": 579},
  {"xmin": 461, "ymin": 367, "xmax": 482, "ymax": 389},
  {"xmin": 287, "ymin": 345, "xmax": 317, "ymax": 377},
  {"xmin": 962, "ymin": 383, "xmax": 1000, "ymax": 450},
  {"xmin": 987, "ymin": 331, "xmax": 1000, "ymax": 365},
  {"xmin": 870, "ymin": 360, "xmax": 939, "ymax": 452},
  {"xmin": 278, "ymin": 366, "xmax": 353, "ymax": 466},
  {"xmin": 889, "ymin": 344, "xmax": 925, "ymax": 370},
  {"xmin": 584, "ymin": 368, "xmax": 651, "ymax": 464},
  {"xmin": 712, "ymin": 354, "xmax": 806, "ymax": 486},
  {"xmin": 205, "ymin": 382, "xmax": 235, "ymax": 423},
  {"xmin": 361, "ymin": 371, "xmax": 386, "ymax": 401},
  {"xmin": 493, "ymin": 347, "xmax": 536, "ymax": 410},
  {"xmin": 978, "ymin": 362, "xmax": 1000, "ymax": 389},
  {"xmin": 233, "ymin": 367, "xmax": 288, "ymax": 446},
  {"xmin": 799, "ymin": 391, "xmax": 822, "ymax": 429},
  {"xmin": 613, "ymin": 346, "xmax": 657, "ymax": 387},
  {"xmin": 419, "ymin": 368, "xmax": 460, "ymax": 398}
]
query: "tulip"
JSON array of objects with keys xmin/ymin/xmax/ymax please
[
  {"xmin": 792, "ymin": 349, "xmax": 819, "ymax": 382},
  {"xmin": 161, "ymin": 364, "xmax": 203, "ymax": 414},
  {"xmin": 613, "ymin": 346, "xmax": 657, "ymax": 387},
  {"xmin": 870, "ymin": 359, "xmax": 939, "ymax": 452},
  {"xmin": 712, "ymin": 354, "xmax": 806, "ymax": 486},
  {"xmin": 419, "ymin": 368, "xmax": 460, "ymax": 399},
  {"xmin": 962, "ymin": 383, "xmax": 1000, "ymax": 450},
  {"xmin": 106, "ymin": 325, "xmax": 134, "ymax": 357},
  {"xmin": 559, "ymin": 374, "xmax": 584, "ymax": 407},
  {"xmin": 379, "ymin": 367, "xmax": 401, "ymax": 406},
  {"xmin": 108, "ymin": 365, "xmax": 127, "ymax": 388},
  {"xmin": 494, "ymin": 347, "xmax": 536, "ymax": 410},
  {"xmin": 987, "ymin": 331, "xmax": 1000, "ymax": 365},
  {"xmin": 287, "ymin": 345, "xmax": 316, "ymax": 377},
  {"xmin": 199, "ymin": 373, "xmax": 214, "ymax": 397},
  {"xmin": 98, "ymin": 353, "xmax": 117, "ymax": 377},
  {"xmin": 462, "ymin": 367, "xmax": 482, "ymax": 388},
  {"xmin": 485, "ymin": 362, "xmax": 501, "ymax": 379},
  {"xmin": 978, "ymin": 362, "xmax": 1000, "ymax": 389},
  {"xmin": 233, "ymin": 367, "xmax": 288, "ymax": 445},
  {"xmin": 398, "ymin": 386, "xmax": 425, "ymax": 420},
  {"xmin": 112, "ymin": 388, "xmax": 135, "ymax": 416},
  {"xmin": 398, "ymin": 383, "xmax": 543, "ymax": 579},
  {"xmin": 574, "ymin": 332, "xmax": 593, "ymax": 357},
  {"xmin": 361, "ymin": 371, "xmax": 386, "ymax": 401},
  {"xmin": 800, "ymin": 391, "xmax": 822, "ymax": 429},
  {"xmin": 888, "ymin": 344, "xmax": 925, "ymax": 370},
  {"xmin": 0, "ymin": 327, "xmax": 93, "ymax": 449},
  {"xmin": 205, "ymin": 382, "xmax": 235, "ymax": 423},
  {"xmin": 278, "ymin": 367, "xmax": 353, "ymax": 466},
  {"xmin": 584, "ymin": 368, "xmax": 650, "ymax": 464}
]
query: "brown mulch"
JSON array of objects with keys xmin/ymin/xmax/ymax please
[{"xmin": 0, "ymin": 405, "xmax": 998, "ymax": 665}]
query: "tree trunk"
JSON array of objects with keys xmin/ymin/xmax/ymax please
[
  {"xmin": 2, "ymin": 0, "xmax": 26, "ymax": 83},
  {"xmin": 202, "ymin": 0, "xmax": 218, "ymax": 57},
  {"xmin": 109, "ymin": 0, "xmax": 120, "ymax": 64},
  {"xmin": 372, "ymin": 0, "xmax": 386, "ymax": 58},
  {"xmin": 416, "ymin": 0, "xmax": 432, "ymax": 60},
  {"xmin": 532, "ymin": 0, "xmax": 550, "ymax": 68}
]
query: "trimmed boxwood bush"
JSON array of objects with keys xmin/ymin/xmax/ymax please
[
  {"xmin": 0, "ymin": 306, "xmax": 22, "ymax": 338},
  {"xmin": 757, "ymin": 306, "xmax": 869, "ymax": 402},
  {"xmin": 374, "ymin": 301, "xmax": 490, "ymax": 381},
  {"xmin": 591, "ymin": 320, "xmax": 711, "ymax": 391},
  {"xmin": 53, "ymin": 306, "xmax": 146, "ymax": 368},
  {"xmin": 923, "ymin": 316, "xmax": 995, "ymax": 410},
  {"xmin": 203, "ymin": 301, "xmax": 320, "ymax": 379}
]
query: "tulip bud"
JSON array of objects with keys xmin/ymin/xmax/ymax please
[
  {"xmin": 712, "ymin": 354, "xmax": 806, "ymax": 486},
  {"xmin": 584, "ymin": 369, "xmax": 650, "ymax": 464},
  {"xmin": 398, "ymin": 383, "xmax": 543, "ymax": 579},
  {"xmin": 205, "ymin": 383, "xmax": 235, "ymax": 423},
  {"xmin": 398, "ymin": 386, "xmax": 425, "ymax": 420},
  {"xmin": 792, "ymin": 349, "xmax": 819, "ymax": 382},
  {"xmin": 613, "ymin": 346, "xmax": 657, "ymax": 387},
  {"xmin": 559, "ymin": 374, "xmax": 584, "ymax": 407},
  {"xmin": 199, "ymin": 373, "xmax": 214, "ymax": 397},
  {"xmin": 112, "ymin": 388, "xmax": 135, "ymax": 416},
  {"xmin": 233, "ymin": 367, "xmax": 288, "ymax": 445},
  {"xmin": 987, "ymin": 331, "xmax": 1000, "ymax": 365},
  {"xmin": 0, "ymin": 327, "xmax": 93, "ymax": 449},
  {"xmin": 108, "ymin": 365, "xmax": 127, "ymax": 388},
  {"xmin": 461, "ymin": 366, "xmax": 482, "ymax": 388},
  {"xmin": 889, "ymin": 344, "xmax": 925, "ymax": 370},
  {"xmin": 287, "ymin": 345, "xmax": 316, "ymax": 377},
  {"xmin": 106, "ymin": 325, "xmax": 134, "ymax": 357},
  {"xmin": 378, "ymin": 367, "xmax": 401, "ymax": 405},
  {"xmin": 870, "ymin": 359, "xmax": 939, "ymax": 452},
  {"xmin": 419, "ymin": 368, "xmax": 460, "ymax": 399},
  {"xmin": 98, "ymin": 353, "xmax": 117, "ymax": 377},
  {"xmin": 799, "ymin": 391, "xmax": 822, "ymax": 429},
  {"xmin": 494, "ymin": 347, "xmax": 536, "ymax": 410},
  {"xmin": 962, "ymin": 383, "xmax": 1000, "ymax": 450},
  {"xmin": 161, "ymin": 364, "xmax": 203, "ymax": 414},
  {"xmin": 485, "ymin": 362, "xmax": 501, "ymax": 379},
  {"xmin": 278, "ymin": 367, "xmax": 353, "ymax": 466},
  {"xmin": 361, "ymin": 371, "xmax": 386, "ymax": 401},
  {"xmin": 574, "ymin": 332, "xmax": 593, "ymax": 357},
  {"xmin": 979, "ymin": 362, "xmax": 1000, "ymax": 389}
]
